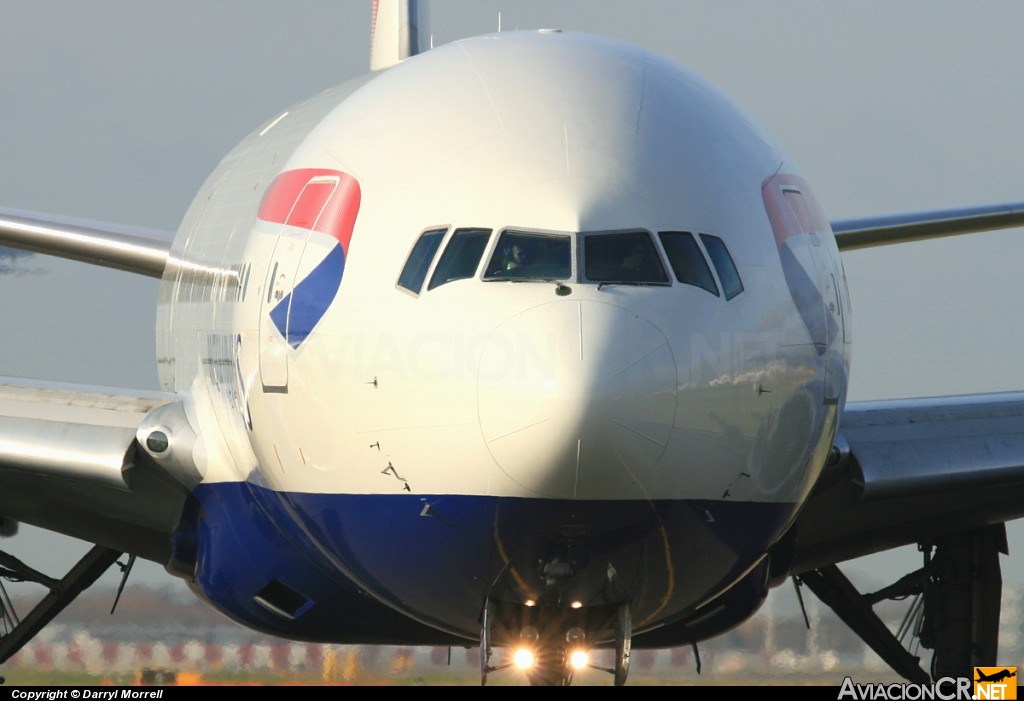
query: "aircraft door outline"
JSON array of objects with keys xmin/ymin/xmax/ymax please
[{"xmin": 258, "ymin": 175, "xmax": 341, "ymax": 391}]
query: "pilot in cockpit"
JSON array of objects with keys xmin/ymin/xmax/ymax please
[
  {"xmin": 500, "ymin": 243, "xmax": 526, "ymax": 272},
  {"xmin": 622, "ymin": 243, "xmax": 644, "ymax": 273},
  {"xmin": 619, "ymin": 242, "xmax": 659, "ymax": 281},
  {"xmin": 485, "ymin": 232, "xmax": 572, "ymax": 280}
]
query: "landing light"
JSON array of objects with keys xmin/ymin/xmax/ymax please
[
  {"xmin": 146, "ymin": 430, "xmax": 169, "ymax": 454},
  {"xmin": 513, "ymin": 647, "xmax": 535, "ymax": 670},
  {"xmin": 570, "ymin": 600, "xmax": 583, "ymax": 609},
  {"xmin": 569, "ymin": 649, "xmax": 590, "ymax": 670}
]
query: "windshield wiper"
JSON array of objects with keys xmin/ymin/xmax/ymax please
[{"xmin": 596, "ymin": 281, "xmax": 668, "ymax": 290}]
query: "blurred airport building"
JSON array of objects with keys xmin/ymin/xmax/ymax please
[{"xmin": 0, "ymin": 585, "xmax": 1019, "ymax": 684}]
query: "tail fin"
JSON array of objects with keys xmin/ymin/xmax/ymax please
[{"xmin": 370, "ymin": 0, "xmax": 426, "ymax": 71}]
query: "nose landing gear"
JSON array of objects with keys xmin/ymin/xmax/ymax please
[{"xmin": 479, "ymin": 597, "xmax": 632, "ymax": 686}]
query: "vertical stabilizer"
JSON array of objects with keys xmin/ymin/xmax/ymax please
[{"xmin": 370, "ymin": 0, "xmax": 425, "ymax": 71}]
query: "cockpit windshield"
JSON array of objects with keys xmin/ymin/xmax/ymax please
[
  {"xmin": 584, "ymin": 232, "xmax": 669, "ymax": 284},
  {"xmin": 484, "ymin": 230, "xmax": 572, "ymax": 281},
  {"xmin": 399, "ymin": 225, "xmax": 741, "ymax": 297}
]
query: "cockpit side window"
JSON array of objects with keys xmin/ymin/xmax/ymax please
[
  {"xmin": 700, "ymin": 234, "xmax": 744, "ymax": 300},
  {"xmin": 484, "ymin": 230, "xmax": 572, "ymax": 281},
  {"xmin": 658, "ymin": 231, "xmax": 719, "ymax": 296},
  {"xmin": 584, "ymin": 232, "xmax": 669, "ymax": 284},
  {"xmin": 427, "ymin": 228, "xmax": 491, "ymax": 290},
  {"xmin": 397, "ymin": 228, "xmax": 446, "ymax": 294}
]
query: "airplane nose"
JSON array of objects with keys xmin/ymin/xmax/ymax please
[{"xmin": 477, "ymin": 300, "xmax": 677, "ymax": 499}]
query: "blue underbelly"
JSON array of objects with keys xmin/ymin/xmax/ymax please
[{"xmin": 172, "ymin": 482, "xmax": 796, "ymax": 643}]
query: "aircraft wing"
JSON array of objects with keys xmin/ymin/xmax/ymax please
[
  {"xmin": 831, "ymin": 201, "xmax": 1024, "ymax": 250},
  {"xmin": 0, "ymin": 206, "xmax": 181, "ymax": 567},
  {"xmin": 0, "ymin": 208, "xmax": 172, "ymax": 277},
  {"xmin": 0, "ymin": 377, "xmax": 189, "ymax": 565},
  {"xmin": 804, "ymin": 199, "xmax": 1024, "ymax": 569},
  {"xmin": 789, "ymin": 391, "xmax": 1024, "ymax": 575}
]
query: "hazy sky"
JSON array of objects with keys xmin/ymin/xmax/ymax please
[{"xmin": 0, "ymin": 0, "xmax": 1022, "ymax": 659}]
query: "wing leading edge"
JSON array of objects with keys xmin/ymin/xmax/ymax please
[
  {"xmin": 831, "ymin": 201, "xmax": 1024, "ymax": 251},
  {"xmin": 0, "ymin": 208, "xmax": 171, "ymax": 277}
]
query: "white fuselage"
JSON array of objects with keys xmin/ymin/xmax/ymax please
[{"xmin": 155, "ymin": 30, "xmax": 850, "ymax": 639}]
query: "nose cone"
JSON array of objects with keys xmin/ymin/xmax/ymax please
[{"xmin": 478, "ymin": 300, "xmax": 677, "ymax": 498}]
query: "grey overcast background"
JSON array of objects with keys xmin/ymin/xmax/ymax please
[{"xmin": 0, "ymin": 0, "xmax": 1022, "ymax": 646}]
